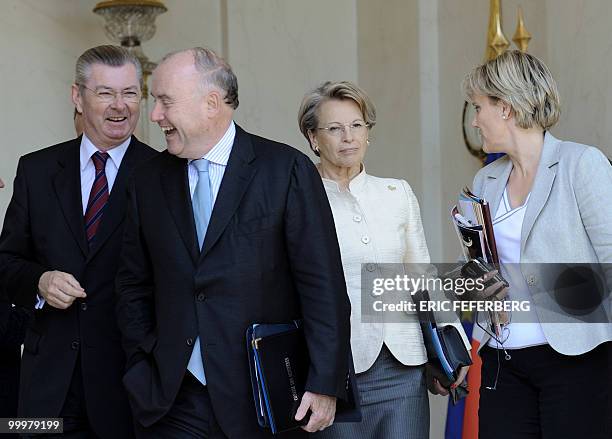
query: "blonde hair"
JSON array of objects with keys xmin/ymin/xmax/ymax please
[
  {"xmin": 298, "ymin": 81, "xmax": 376, "ymax": 155},
  {"xmin": 462, "ymin": 50, "xmax": 560, "ymax": 130}
]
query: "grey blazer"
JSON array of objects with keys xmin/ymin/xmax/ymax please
[{"xmin": 472, "ymin": 132, "xmax": 612, "ymax": 355}]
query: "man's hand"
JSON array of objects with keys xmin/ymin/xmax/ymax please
[
  {"xmin": 38, "ymin": 270, "xmax": 86, "ymax": 309},
  {"xmin": 294, "ymin": 391, "xmax": 336, "ymax": 432}
]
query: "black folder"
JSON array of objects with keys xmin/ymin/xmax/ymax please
[
  {"xmin": 412, "ymin": 290, "xmax": 472, "ymax": 404},
  {"xmin": 246, "ymin": 321, "xmax": 361, "ymax": 434}
]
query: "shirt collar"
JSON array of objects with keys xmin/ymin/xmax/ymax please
[
  {"xmin": 80, "ymin": 133, "xmax": 131, "ymax": 171},
  {"xmin": 321, "ymin": 164, "xmax": 367, "ymax": 193},
  {"xmin": 189, "ymin": 121, "xmax": 236, "ymax": 166}
]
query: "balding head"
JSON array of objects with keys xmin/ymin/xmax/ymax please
[{"xmin": 158, "ymin": 47, "xmax": 239, "ymax": 109}]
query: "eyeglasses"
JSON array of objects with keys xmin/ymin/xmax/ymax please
[
  {"xmin": 316, "ymin": 121, "xmax": 370, "ymax": 137},
  {"xmin": 79, "ymin": 84, "xmax": 141, "ymax": 104}
]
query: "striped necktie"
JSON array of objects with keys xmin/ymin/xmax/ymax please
[{"xmin": 84, "ymin": 151, "xmax": 110, "ymax": 245}]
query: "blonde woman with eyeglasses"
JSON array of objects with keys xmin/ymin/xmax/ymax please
[{"xmin": 298, "ymin": 81, "xmax": 470, "ymax": 439}]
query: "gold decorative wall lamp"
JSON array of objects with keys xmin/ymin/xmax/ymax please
[
  {"xmin": 462, "ymin": 1, "xmax": 532, "ymax": 161},
  {"xmin": 93, "ymin": 0, "xmax": 167, "ymax": 96}
]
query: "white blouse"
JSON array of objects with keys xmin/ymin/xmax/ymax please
[{"xmin": 490, "ymin": 188, "xmax": 547, "ymax": 349}]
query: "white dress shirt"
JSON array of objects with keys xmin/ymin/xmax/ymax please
[
  {"xmin": 187, "ymin": 121, "xmax": 235, "ymax": 204},
  {"xmin": 36, "ymin": 134, "xmax": 131, "ymax": 309}
]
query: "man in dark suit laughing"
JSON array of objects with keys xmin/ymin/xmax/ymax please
[
  {"xmin": 116, "ymin": 47, "xmax": 351, "ymax": 438},
  {"xmin": 0, "ymin": 45, "xmax": 157, "ymax": 438}
]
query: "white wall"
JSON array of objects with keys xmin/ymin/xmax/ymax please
[
  {"xmin": 226, "ymin": 0, "xmax": 358, "ymax": 153},
  {"xmin": 0, "ymin": 0, "xmax": 106, "ymax": 221},
  {"xmin": 545, "ymin": 0, "xmax": 612, "ymax": 157},
  {"xmin": 356, "ymin": 0, "xmax": 422, "ymax": 204}
]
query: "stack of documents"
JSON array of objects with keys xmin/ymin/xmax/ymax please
[
  {"xmin": 451, "ymin": 187, "xmax": 507, "ymax": 336},
  {"xmin": 451, "ymin": 187, "xmax": 499, "ymax": 265}
]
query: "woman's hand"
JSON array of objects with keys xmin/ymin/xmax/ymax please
[
  {"xmin": 482, "ymin": 270, "xmax": 509, "ymax": 300},
  {"xmin": 430, "ymin": 377, "xmax": 450, "ymax": 396},
  {"xmin": 430, "ymin": 365, "xmax": 470, "ymax": 396},
  {"xmin": 452, "ymin": 365, "xmax": 470, "ymax": 389},
  {"xmin": 465, "ymin": 269, "xmax": 508, "ymax": 301}
]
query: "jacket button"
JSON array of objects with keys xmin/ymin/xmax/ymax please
[
  {"xmin": 527, "ymin": 275, "xmax": 536, "ymax": 286},
  {"xmin": 353, "ymin": 215, "xmax": 362, "ymax": 223},
  {"xmin": 366, "ymin": 263, "xmax": 377, "ymax": 272},
  {"xmin": 361, "ymin": 236, "xmax": 370, "ymax": 244},
  {"xmin": 71, "ymin": 341, "xmax": 80, "ymax": 350},
  {"xmin": 197, "ymin": 293, "xmax": 206, "ymax": 301},
  {"xmin": 186, "ymin": 337, "xmax": 194, "ymax": 346},
  {"xmin": 80, "ymin": 302, "xmax": 88, "ymax": 311}
]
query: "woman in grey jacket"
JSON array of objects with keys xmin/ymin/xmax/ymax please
[{"xmin": 463, "ymin": 50, "xmax": 611, "ymax": 439}]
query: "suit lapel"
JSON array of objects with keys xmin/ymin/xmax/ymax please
[
  {"xmin": 161, "ymin": 154, "xmax": 200, "ymax": 264},
  {"xmin": 53, "ymin": 138, "xmax": 88, "ymax": 257},
  {"xmin": 200, "ymin": 127, "xmax": 256, "ymax": 260},
  {"xmin": 520, "ymin": 132, "xmax": 560, "ymax": 254},
  {"xmin": 87, "ymin": 137, "xmax": 141, "ymax": 261},
  {"xmin": 483, "ymin": 157, "xmax": 513, "ymax": 220}
]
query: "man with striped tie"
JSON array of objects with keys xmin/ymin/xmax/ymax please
[{"xmin": 0, "ymin": 46, "xmax": 157, "ymax": 438}]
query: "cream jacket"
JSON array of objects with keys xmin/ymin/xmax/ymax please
[{"xmin": 323, "ymin": 169, "xmax": 434, "ymax": 372}]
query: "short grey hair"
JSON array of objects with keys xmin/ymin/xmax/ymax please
[
  {"xmin": 75, "ymin": 45, "xmax": 143, "ymax": 89},
  {"xmin": 161, "ymin": 47, "xmax": 239, "ymax": 109},
  {"xmin": 298, "ymin": 81, "xmax": 376, "ymax": 155},
  {"xmin": 462, "ymin": 50, "xmax": 560, "ymax": 130}
]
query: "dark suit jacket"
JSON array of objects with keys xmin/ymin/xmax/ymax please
[
  {"xmin": 0, "ymin": 136, "xmax": 157, "ymax": 438},
  {"xmin": 116, "ymin": 125, "xmax": 351, "ymax": 437},
  {"xmin": 0, "ymin": 300, "xmax": 29, "ymax": 419}
]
